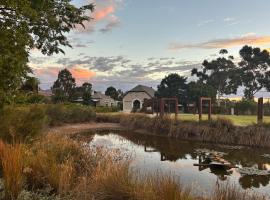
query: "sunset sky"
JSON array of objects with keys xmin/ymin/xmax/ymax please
[{"xmin": 30, "ymin": 0, "xmax": 270, "ymax": 94}]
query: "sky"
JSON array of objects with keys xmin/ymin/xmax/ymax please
[{"xmin": 29, "ymin": 0, "xmax": 270, "ymax": 95}]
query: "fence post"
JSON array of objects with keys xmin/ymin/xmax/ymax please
[
  {"xmin": 257, "ymin": 97, "xmax": 263, "ymax": 124},
  {"xmin": 199, "ymin": 98, "xmax": 202, "ymax": 121}
]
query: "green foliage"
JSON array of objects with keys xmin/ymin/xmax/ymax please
[
  {"xmin": 192, "ymin": 49, "xmax": 239, "ymax": 98},
  {"xmin": 21, "ymin": 77, "xmax": 40, "ymax": 93},
  {"xmin": 82, "ymin": 82, "xmax": 92, "ymax": 105},
  {"xmin": 95, "ymin": 106, "xmax": 120, "ymax": 113},
  {"xmin": 26, "ymin": 94, "xmax": 48, "ymax": 104},
  {"xmin": 0, "ymin": 0, "xmax": 94, "ymax": 106},
  {"xmin": 105, "ymin": 86, "xmax": 124, "ymax": 101},
  {"xmin": 235, "ymin": 99, "xmax": 257, "ymax": 115},
  {"xmin": 0, "ymin": 106, "xmax": 47, "ymax": 142},
  {"xmin": 187, "ymin": 81, "xmax": 216, "ymax": 104},
  {"xmin": 45, "ymin": 104, "xmax": 96, "ymax": 126},
  {"xmin": 156, "ymin": 73, "xmax": 187, "ymax": 103},
  {"xmin": 238, "ymin": 45, "xmax": 270, "ymax": 99},
  {"xmin": 105, "ymin": 86, "xmax": 118, "ymax": 100},
  {"xmin": 51, "ymin": 69, "xmax": 76, "ymax": 102}
]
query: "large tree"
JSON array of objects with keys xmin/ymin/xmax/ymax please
[
  {"xmin": 105, "ymin": 86, "xmax": 118, "ymax": 100},
  {"xmin": 186, "ymin": 81, "xmax": 217, "ymax": 104},
  {"xmin": 191, "ymin": 49, "xmax": 240, "ymax": 100},
  {"xmin": 238, "ymin": 45, "xmax": 270, "ymax": 99},
  {"xmin": 82, "ymin": 82, "xmax": 92, "ymax": 105},
  {"xmin": 156, "ymin": 73, "xmax": 188, "ymax": 103},
  {"xmin": 52, "ymin": 69, "xmax": 76, "ymax": 102},
  {"xmin": 0, "ymin": 0, "xmax": 94, "ymax": 105}
]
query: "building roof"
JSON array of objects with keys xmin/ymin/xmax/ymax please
[
  {"xmin": 92, "ymin": 91, "xmax": 113, "ymax": 100},
  {"xmin": 126, "ymin": 85, "xmax": 155, "ymax": 98}
]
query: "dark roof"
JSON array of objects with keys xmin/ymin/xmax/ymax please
[
  {"xmin": 92, "ymin": 91, "xmax": 112, "ymax": 100},
  {"xmin": 127, "ymin": 85, "xmax": 155, "ymax": 98}
]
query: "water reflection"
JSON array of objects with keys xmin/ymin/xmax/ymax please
[{"xmin": 83, "ymin": 131, "xmax": 270, "ymax": 193}]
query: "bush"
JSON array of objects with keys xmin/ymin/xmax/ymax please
[
  {"xmin": 46, "ymin": 104, "xmax": 96, "ymax": 126},
  {"xmin": 95, "ymin": 106, "xmax": 120, "ymax": 113},
  {"xmin": 235, "ymin": 99, "xmax": 257, "ymax": 115},
  {"xmin": 0, "ymin": 106, "xmax": 47, "ymax": 142}
]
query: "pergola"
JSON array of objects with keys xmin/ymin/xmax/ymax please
[{"xmin": 198, "ymin": 97, "xmax": 212, "ymax": 121}]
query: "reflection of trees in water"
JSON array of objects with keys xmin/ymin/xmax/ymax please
[
  {"xmin": 108, "ymin": 132, "xmax": 270, "ymax": 190},
  {"xmin": 239, "ymin": 175, "xmax": 270, "ymax": 189}
]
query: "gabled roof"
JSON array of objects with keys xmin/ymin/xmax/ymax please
[
  {"xmin": 126, "ymin": 85, "xmax": 155, "ymax": 98},
  {"xmin": 92, "ymin": 91, "xmax": 113, "ymax": 100}
]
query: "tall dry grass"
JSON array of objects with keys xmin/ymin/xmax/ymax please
[
  {"xmin": 0, "ymin": 141, "xmax": 25, "ymax": 200},
  {"xmin": 211, "ymin": 182, "xmax": 266, "ymax": 200}
]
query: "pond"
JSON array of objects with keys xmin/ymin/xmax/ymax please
[{"xmin": 84, "ymin": 131, "xmax": 270, "ymax": 197}]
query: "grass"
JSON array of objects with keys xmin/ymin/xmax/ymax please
[{"xmin": 178, "ymin": 113, "xmax": 270, "ymax": 126}]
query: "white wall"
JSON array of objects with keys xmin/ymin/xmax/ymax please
[{"xmin": 123, "ymin": 92, "xmax": 151, "ymax": 112}]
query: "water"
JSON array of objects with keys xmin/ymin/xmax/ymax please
[{"xmin": 85, "ymin": 131, "xmax": 270, "ymax": 196}]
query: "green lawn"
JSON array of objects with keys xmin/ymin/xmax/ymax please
[{"xmin": 176, "ymin": 113, "xmax": 270, "ymax": 126}]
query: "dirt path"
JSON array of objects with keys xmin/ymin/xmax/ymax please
[{"xmin": 46, "ymin": 122, "xmax": 125, "ymax": 135}]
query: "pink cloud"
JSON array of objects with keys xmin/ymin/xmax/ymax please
[
  {"xmin": 94, "ymin": 6, "xmax": 115, "ymax": 21},
  {"xmin": 33, "ymin": 66, "xmax": 96, "ymax": 87},
  {"xmin": 77, "ymin": 0, "xmax": 122, "ymax": 33}
]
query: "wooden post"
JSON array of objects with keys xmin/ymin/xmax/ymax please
[
  {"xmin": 208, "ymin": 99, "xmax": 212, "ymax": 121},
  {"xmin": 258, "ymin": 97, "xmax": 263, "ymax": 124},
  {"xmin": 160, "ymin": 98, "xmax": 164, "ymax": 117},
  {"xmin": 199, "ymin": 98, "xmax": 202, "ymax": 121},
  {"xmin": 175, "ymin": 97, "xmax": 178, "ymax": 121}
]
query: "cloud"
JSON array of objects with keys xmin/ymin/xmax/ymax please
[
  {"xmin": 99, "ymin": 15, "xmax": 121, "ymax": 33},
  {"xmin": 33, "ymin": 66, "xmax": 96, "ymax": 87},
  {"xmin": 224, "ymin": 17, "xmax": 235, "ymax": 22},
  {"xmin": 197, "ymin": 19, "xmax": 214, "ymax": 27},
  {"xmin": 169, "ymin": 34, "xmax": 270, "ymax": 50},
  {"xmin": 33, "ymin": 55, "xmax": 200, "ymax": 91},
  {"xmin": 77, "ymin": 0, "xmax": 123, "ymax": 33}
]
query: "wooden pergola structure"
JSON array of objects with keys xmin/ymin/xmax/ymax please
[
  {"xmin": 199, "ymin": 97, "xmax": 212, "ymax": 121},
  {"xmin": 143, "ymin": 97, "xmax": 179, "ymax": 120}
]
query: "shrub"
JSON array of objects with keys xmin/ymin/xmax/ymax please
[
  {"xmin": 46, "ymin": 104, "xmax": 96, "ymax": 126},
  {"xmin": 0, "ymin": 106, "xmax": 47, "ymax": 142},
  {"xmin": 235, "ymin": 99, "xmax": 257, "ymax": 115},
  {"xmin": 95, "ymin": 106, "xmax": 120, "ymax": 113}
]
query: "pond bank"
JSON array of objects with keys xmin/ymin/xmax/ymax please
[
  {"xmin": 46, "ymin": 122, "xmax": 125, "ymax": 135},
  {"xmin": 96, "ymin": 113, "xmax": 270, "ymax": 148}
]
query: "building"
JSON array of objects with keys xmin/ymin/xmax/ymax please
[
  {"xmin": 123, "ymin": 85, "xmax": 155, "ymax": 112},
  {"xmin": 91, "ymin": 91, "xmax": 118, "ymax": 107}
]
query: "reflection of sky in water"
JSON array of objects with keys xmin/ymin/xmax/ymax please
[{"xmin": 90, "ymin": 133, "xmax": 270, "ymax": 197}]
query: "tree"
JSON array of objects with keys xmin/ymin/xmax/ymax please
[
  {"xmin": 192, "ymin": 49, "xmax": 240, "ymax": 101},
  {"xmin": 21, "ymin": 76, "xmax": 40, "ymax": 93},
  {"xmin": 52, "ymin": 69, "xmax": 76, "ymax": 102},
  {"xmin": 238, "ymin": 45, "xmax": 270, "ymax": 99},
  {"xmin": 82, "ymin": 82, "xmax": 92, "ymax": 105},
  {"xmin": 0, "ymin": 0, "xmax": 94, "ymax": 105},
  {"xmin": 156, "ymin": 73, "xmax": 188, "ymax": 104},
  {"xmin": 105, "ymin": 86, "xmax": 119, "ymax": 100},
  {"xmin": 117, "ymin": 89, "xmax": 124, "ymax": 101},
  {"xmin": 187, "ymin": 81, "xmax": 217, "ymax": 104}
]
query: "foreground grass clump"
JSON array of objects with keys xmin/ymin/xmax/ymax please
[{"xmin": 0, "ymin": 134, "xmax": 266, "ymax": 200}]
